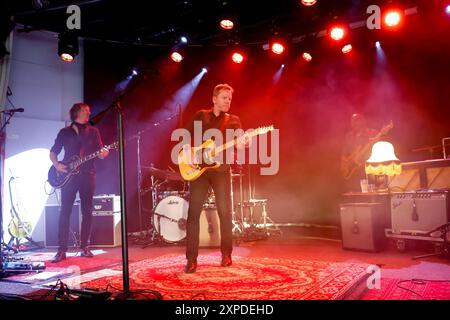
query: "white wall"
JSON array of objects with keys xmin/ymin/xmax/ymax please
[{"xmin": 2, "ymin": 30, "xmax": 84, "ymax": 244}]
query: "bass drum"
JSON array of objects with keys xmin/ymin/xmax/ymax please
[{"xmin": 153, "ymin": 195, "xmax": 189, "ymax": 243}]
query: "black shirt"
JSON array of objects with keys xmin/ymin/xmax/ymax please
[
  {"xmin": 50, "ymin": 123, "xmax": 104, "ymax": 174},
  {"xmin": 186, "ymin": 108, "xmax": 243, "ymax": 171}
]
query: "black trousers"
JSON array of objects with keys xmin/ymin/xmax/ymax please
[
  {"xmin": 186, "ymin": 169, "xmax": 233, "ymax": 261},
  {"xmin": 58, "ymin": 172, "xmax": 95, "ymax": 251}
]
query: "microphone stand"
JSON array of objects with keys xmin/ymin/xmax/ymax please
[{"xmin": 90, "ymin": 73, "xmax": 149, "ymax": 295}]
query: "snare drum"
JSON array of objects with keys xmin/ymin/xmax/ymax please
[{"xmin": 153, "ymin": 195, "xmax": 189, "ymax": 243}]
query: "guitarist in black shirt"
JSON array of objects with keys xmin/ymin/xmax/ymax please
[
  {"xmin": 183, "ymin": 84, "xmax": 249, "ymax": 273},
  {"xmin": 49, "ymin": 103, "xmax": 109, "ymax": 263}
]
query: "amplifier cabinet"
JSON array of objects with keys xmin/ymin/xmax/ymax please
[
  {"xmin": 390, "ymin": 191, "xmax": 450, "ymax": 234},
  {"xmin": 339, "ymin": 203, "xmax": 387, "ymax": 252},
  {"xmin": 89, "ymin": 211, "xmax": 122, "ymax": 247}
]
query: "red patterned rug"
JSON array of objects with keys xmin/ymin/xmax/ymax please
[
  {"xmin": 81, "ymin": 255, "xmax": 370, "ymax": 300},
  {"xmin": 361, "ymin": 278, "xmax": 450, "ymax": 300}
]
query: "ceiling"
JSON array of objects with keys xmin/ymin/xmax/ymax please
[{"xmin": 3, "ymin": 0, "xmax": 425, "ymax": 48}]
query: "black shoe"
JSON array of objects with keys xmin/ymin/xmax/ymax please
[
  {"xmin": 51, "ymin": 251, "xmax": 66, "ymax": 263},
  {"xmin": 80, "ymin": 247, "xmax": 94, "ymax": 258},
  {"xmin": 184, "ymin": 260, "xmax": 197, "ymax": 273},
  {"xmin": 221, "ymin": 255, "xmax": 232, "ymax": 267}
]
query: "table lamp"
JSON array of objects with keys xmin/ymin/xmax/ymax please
[{"xmin": 365, "ymin": 141, "xmax": 402, "ymax": 192}]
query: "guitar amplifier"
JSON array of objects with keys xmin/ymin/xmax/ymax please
[
  {"xmin": 390, "ymin": 190, "xmax": 450, "ymax": 234},
  {"xmin": 45, "ymin": 203, "xmax": 80, "ymax": 248},
  {"xmin": 339, "ymin": 203, "xmax": 387, "ymax": 252},
  {"xmin": 90, "ymin": 194, "xmax": 121, "ymax": 247},
  {"xmin": 92, "ymin": 195, "xmax": 121, "ymax": 214}
]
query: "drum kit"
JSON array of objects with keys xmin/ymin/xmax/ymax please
[{"xmin": 141, "ymin": 164, "xmax": 281, "ymax": 246}]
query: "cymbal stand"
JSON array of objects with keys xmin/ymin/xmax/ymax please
[{"xmin": 142, "ymin": 175, "xmax": 165, "ymax": 247}]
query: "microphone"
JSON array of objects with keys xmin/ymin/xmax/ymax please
[{"xmin": 1, "ymin": 108, "xmax": 24, "ymax": 114}]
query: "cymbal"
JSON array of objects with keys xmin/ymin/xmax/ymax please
[{"xmin": 145, "ymin": 166, "xmax": 183, "ymax": 181}]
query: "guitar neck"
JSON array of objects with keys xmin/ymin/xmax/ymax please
[
  {"xmin": 215, "ymin": 139, "xmax": 238, "ymax": 154},
  {"xmin": 72, "ymin": 143, "xmax": 115, "ymax": 168}
]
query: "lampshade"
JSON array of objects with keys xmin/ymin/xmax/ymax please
[
  {"xmin": 366, "ymin": 141, "xmax": 399, "ymax": 163},
  {"xmin": 365, "ymin": 141, "xmax": 402, "ymax": 176}
]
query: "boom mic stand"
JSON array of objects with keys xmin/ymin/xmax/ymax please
[{"xmin": 89, "ymin": 71, "xmax": 151, "ymax": 295}]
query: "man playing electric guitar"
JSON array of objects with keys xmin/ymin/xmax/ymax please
[
  {"xmin": 341, "ymin": 113, "xmax": 393, "ymax": 192},
  {"xmin": 49, "ymin": 103, "xmax": 109, "ymax": 262},
  {"xmin": 182, "ymin": 83, "xmax": 249, "ymax": 273}
]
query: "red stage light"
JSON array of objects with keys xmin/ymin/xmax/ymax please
[
  {"xmin": 342, "ymin": 44, "xmax": 352, "ymax": 54},
  {"xmin": 271, "ymin": 42, "xmax": 285, "ymax": 55},
  {"xmin": 330, "ymin": 27, "xmax": 345, "ymax": 41},
  {"xmin": 301, "ymin": 0, "xmax": 317, "ymax": 6},
  {"xmin": 384, "ymin": 10, "xmax": 402, "ymax": 27},
  {"xmin": 302, "ymin": 52, "xmax": 312, "ymax": 62},
  {"xmin": 170, "ymin": 51, "xmax": 183, "ymax": 63},
  {"xmin": 220, "ymin": 19, "xmax": 234, "ymax": 30},
  {"xmin": 232, "ymin": 52, "xmax": 244, "ymax": 64}
]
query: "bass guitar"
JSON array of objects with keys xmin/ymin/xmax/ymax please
[
  {"xmin": 341, "ymin": 120, "xmax": 393, "ymax": 180},
  {"xmin": 47, "ymin": 141, "xmax": 118, "ymax": 188}
]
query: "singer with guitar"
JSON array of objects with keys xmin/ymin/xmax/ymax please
[
  {"xmin": 182, "ymin": 83, "xmax": 249, "ymax": 273},
  {"xmin": 49, "ymin": 103, "xmax": 109, "ymax": 263}
]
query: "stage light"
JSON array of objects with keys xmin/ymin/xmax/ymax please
[
  {"xmin": 446, "ymin": 5, "xmax": 450, "ymax": 15},
  {"xmin": 131, "ymin": 68, "xmax": 138, "ymax": 76},
  {"xmin": 384, "ymin": 10, "xmax": 401, "ymax": 27},
  {"xmin": 281, "ymin": 64, "xmax": 285, "ymax": 68},
  {"xmin": 202, "ymin": 67, "xmax": 208, "ymax": 73},
  {"xmin": 302, "ymin": 52, "xmax": 312, "ymax": 62},
  {"xmin": 342, "ymin": 44, "xmax": 352, "ymax": 54},
  {"xmin": 231, "ymin": 52, "xmax": 244, "ymax": 64},
  {"xmin": 58, "ymin": 32, "xmax": 79, "ymax": 62},
  {"xmin": 375, "ymin": 41, "xmax": 381, "ymax": 48},
  {"xmin": 271, "ymin": 42, "xmax": 285, "ymax": 55},
  {"xmin": 330, "ymin": 26, "xmax": 345, "ymax": 41},
  {"xmin": 180, "ymin": 36, "xmax": 188, "ymax": 44},
  {"xmin": 220, "ymin": 19, "xmax": 234, "ymax": 30},
  {"xmin": 301, "ymin": 0, "xmax": 317, "ymax": 6},
  {"xmin": 170, "ymin": 51, "xmax": 184, "ymax": 63}
]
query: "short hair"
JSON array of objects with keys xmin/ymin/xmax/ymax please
[
  {"xmin": 70, "ymin": 102, "xmax": 89, "ymax": 121},
  {"xmin": 213, "ymin": 83, "xmax": 234, "ymax": 97}
]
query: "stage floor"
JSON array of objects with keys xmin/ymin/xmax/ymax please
[{"xmin": 1, "ymin": 226, "xmax": 450, "ymax": 300}]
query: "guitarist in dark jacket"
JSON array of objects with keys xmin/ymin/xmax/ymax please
[
  {"xmin": 341, "ymin": 113, "xmax": 377, "ymax": 192},
  {"xmin": 49, "ymin": 103, "xmax": 109, "ymax": 263},
  {"xmin": 183, "ymin": 84, "xmax": 248, "ymax": 273}
]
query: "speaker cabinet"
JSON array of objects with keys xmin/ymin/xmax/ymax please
[
  {"xmin": 89, "ymin": 212, "xmax": 122, "ymax": 247},
  {"xmin": 45, "ymin": 204, "xmax": 80, "ymax": 248},
  {"xmin": 339, "ymin": 203, "xmax": 387, "ymax": 252},
  {"xmin": 199, "ymin": 209, "xmax": 220, "ymax": 248},
  {"xmin": 390, "ymin": 191, "xmax": 450, "ymax": 234}
]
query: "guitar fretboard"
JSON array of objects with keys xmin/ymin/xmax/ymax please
[{"xmin": 69, "ymin": 142, "xmax": 116, "ymax": 169}]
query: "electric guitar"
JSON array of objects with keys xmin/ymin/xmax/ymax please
[
  {"xmin": 47, "ymin": 141, "xmax": 118, "ymax": 188},
  {"xmin": 341, "ymin": 120, "xmax": 394, "ymax": 180},
  {"xmin": 178, "ymin": 125, "xmax": 274, "ymax": 181},
  {"xmin": 8, "ymin": 176, "xmax": 32, "ymax": 240}
]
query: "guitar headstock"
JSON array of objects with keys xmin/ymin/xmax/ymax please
[
  {"xmin": 109, "ymin": 141, "xmax": 119, "ymax": 150},
  {"xmin": 252, "ymin": 125, "xmax": 274, "ymax": 136},
  {"xmin": 381, "ymin": 120, "xmax": 394, "ymax": 135}
]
